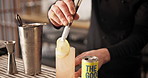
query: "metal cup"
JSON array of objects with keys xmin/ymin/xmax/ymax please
[
  {"xmin": 4, "ymin": 41, "xmax": 18, "ymax": 74},
  {"xmin": 18, "ymin": 23, "xmax": 46, "ymax": 75}
]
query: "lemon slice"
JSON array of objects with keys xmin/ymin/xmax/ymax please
[{"xmin": 56, "ymin": 38, "xmax": 70, "ymax": 58}]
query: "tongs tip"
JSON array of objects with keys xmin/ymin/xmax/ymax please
[{"xmin": 16, "ymin": 14, "xmax": 23, "ymax": 27}]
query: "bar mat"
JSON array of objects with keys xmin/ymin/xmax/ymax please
[
  {"xmin": 0, "ymin": 40, "xmax": 5, "ymax": 49},
  {"xmin": 0, "ymin": 55, "xmax": 56, "ymax": 78}
]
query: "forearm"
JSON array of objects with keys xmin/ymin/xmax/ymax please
[
  {"xmin": 97, "ymin": 48, "xmax": 111, "ymax": 64},
  {"xmin": 107, "ymin": 33, "xmax": 147, "ymax": 59},
  {"xmin": 107, "ymin": 1, "xmax": 148, "ymax": 60}
]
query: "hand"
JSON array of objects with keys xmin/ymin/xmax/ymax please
[
  {"xmin": 48, "ymin": 0, "xmax": 79, "ymax": 27},
  {"xmin": 75, "ymin": 48, "xmax": 111, "ymax": 78}
]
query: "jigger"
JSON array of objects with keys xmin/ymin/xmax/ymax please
[{"xmin": 4, "ymin": 41, "xmax": 17, "ymax": 74}]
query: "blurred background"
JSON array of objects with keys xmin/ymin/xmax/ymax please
[{"xmin": 0, "ymin": 0, "xmax": 147, "ymax": 78}]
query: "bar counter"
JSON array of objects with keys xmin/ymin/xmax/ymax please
[{"xmin": 0, "ymin": 55, "xmax": 56, "ymax": 78}]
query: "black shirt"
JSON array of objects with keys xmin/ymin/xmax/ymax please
[{"xmin": 87, "ymin": 0, "xmax": 148, "ymax": 78}]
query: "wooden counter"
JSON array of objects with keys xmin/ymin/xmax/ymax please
[{"xmin": 20, "ymin": 11, "xmax": 90, "ymax": 29}]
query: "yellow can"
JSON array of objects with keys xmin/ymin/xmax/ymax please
[{"xmin": 81, "ymin": 56, "xmax": 99, "ymax": 78}]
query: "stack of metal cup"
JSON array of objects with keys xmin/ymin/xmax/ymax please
[{"xmin": 18, "ymin": 23, "xmax": 45, "ymax": 75}]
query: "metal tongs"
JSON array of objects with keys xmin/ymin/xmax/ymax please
[
  {"xmin": 16, "ymin": 14, "xmax": 23, "ymax": 27},
  {"xmin": 61, "ymin": 0, "xmax": 83, "ymax": 41}
]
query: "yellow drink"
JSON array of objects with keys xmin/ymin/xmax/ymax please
[{"xmin": 82, "ymin": 56, "xmax": 99, "ymax": 78}]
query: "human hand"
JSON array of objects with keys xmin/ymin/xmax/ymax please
[
  {"xmin": 48, "ymin": 0, "xmax": 79, "ymax": 27},
  {"xmin": 75, "ymin": 48, "xmax": 111, "ymax": 78}
]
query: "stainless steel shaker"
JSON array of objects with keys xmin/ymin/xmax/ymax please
[
  {"xmin": 4, "ymin": 41, "xmax": 18, "ymax": 74},
  {"xmin": 18, "ymin": 23, "xmax": 45, "ymax": 75}
]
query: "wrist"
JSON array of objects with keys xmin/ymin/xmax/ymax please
[{"xmin": 97, "ymin": 48, "xmax": 110, "ymax": 64}]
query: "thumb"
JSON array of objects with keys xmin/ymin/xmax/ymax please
[
  {"xmin": 75, "ymin": 56, "xmax": 82, "ymax": 66},
  {"xmin": 74, "ymin": 13, "xmax": 79, "ymax": 20},
  {"xmin": 75, "ymin": 52, "xmax": 86, "ymax": 66},
  {"xmin": 75, "ymin": 68, "xmax": 81, "ymax": 78}
]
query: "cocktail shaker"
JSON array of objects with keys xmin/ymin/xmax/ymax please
[
  {"xmin": 18, "ymin": 23, "xmax": 45, "ymax": 75},
  {"xmin": 4, "ymin": 41, "xmax": 18, "ymax": 74}
]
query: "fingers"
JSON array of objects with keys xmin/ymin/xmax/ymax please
[
  {"xmin": 63, "ymin": 0, "xmax": 75, "ymax": 15},
  {"xmin": 74, "ymin": 13, "xmax": 79, "ymax": 20},
  {"xmin": 48, "ymin": 10, "xmax": 62, "ymax": 26},
  {"xmin": 50, "ymin": 19, "xmax": 62, "ymax": 27},
  {"xmin": 75, "ymin": 68, "xmax": 81, "ymax": 78},
  {"xmin": 48, "ymin": 0, "xmax": 79, "ymax": 26},
  {"xmin": 55, "ymin": 1, "xmax": 73, "ymax": 23},
  {"xmin": 51, "ymin": 4, "xmax": 68, "ymax": 26},
  {"xmin": 75, "ymin": 52, "xmax": 86, "ymax": 66}
]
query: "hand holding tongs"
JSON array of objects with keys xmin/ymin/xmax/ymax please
[{"xmin": 61, "ymin": 0, "xmax": 83, "ymax": 41}]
